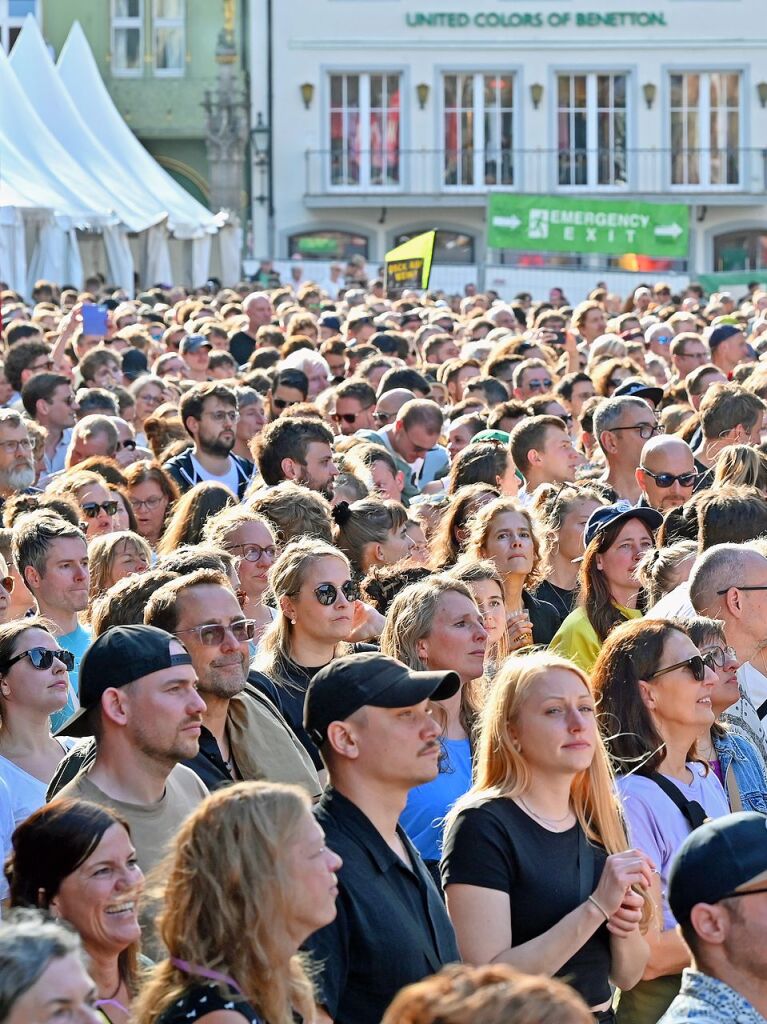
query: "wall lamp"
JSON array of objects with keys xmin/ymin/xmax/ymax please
[
  {"xmin": 300, "ymin": 82, "xmax": 315, "ymax": 109},
  {"xmin": 530, "ymin": 83, "xmax": 543, "ymax": 109},
  {"xmin": 416, "ymin": 82, "xmax": 430, "ymax": 109},
  {"xmin": 643, "ymin": 82, "xmax": 657, "ymax": 110}
]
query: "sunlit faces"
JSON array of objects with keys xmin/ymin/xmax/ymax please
[
  {"xmin": 340, "ymin": 700, "xmax": 443, "ymax": 788},
  {"xmin": 699, "ymin": 638, "xmax": 741, "ymax": 717},
  {"xmin": 404, "ymin": 520, "xmax": 429, "ymax": 565},
  {"xmin": 640, "ymin": 630, "xmax": 716, "ymax": 733},
  {"xmin": 510, "ymin": 668, "xmax": 597, "ymax": 777},
  {"xmin": 448, "ymin": 421, "xmax": 475, "ymax": 459},
  {"xmin": 556, "ymin": 499, "xmax": 603, "ymax": 564},
  {"xmin": 224, "ymin": 519, "xmax": 277, "ymax": 601},
  {"xmin": 4, "ymin": 952, "xmax": 100, "ymax": 1024},
  {"xmin": 78, "ymin": 482, "xmax": 116, "ymax": 540},
  {"xmin": 192, "ymin": 398, "xmax": 238, "ymax": 458},
  {"xmin": 375, "ymin": 520, "xmax": 414, "ymax": 567},
  {"xmin": 415, "ymin": 589, "xmax": 487, "ymax": 683},
  {"xmin": 481, "ymin": 510, "xmax": 535, "ymax": 580},
  {"xmin": 0, "ymin": 626, "xmax": 70, "ymax": 717},
  {"xmin": 128, "ymin": 479, "xmax": 169, "ymax": 545},
  {"xmin": 535, "ymin": 427, "xmax": 579, "ymax": 484},
  {"xmin": 285, "ymin": 810, "xmax": 343, "ymax": 944},
  {"xmin": 595, "ymin": 519, "xmax": 654, "ymax": 597},
  {"xmin": 33, "ymin": 537, "xmax": 90, "ymax": 615},
  {"xmin": 51, "ymin": 823, "xmax": 143, "ymax": 956},
  {"xmin": 393, "ymin": 421, "xmax": 440, "ymax": 465},
  {"xmin": 296, "ymin": 441, "xmax": 338, "ymax": 497},
  {"xmin": 281, "ymin": 555, "xmax": 358, "ymax": 644},
  {"xmin": 109, "ymin": 541, "xmax": 149, "ymax": 586},
  {"xmin": 236, "ymin": 398, "xmax": 266, "ymax": 446},
  {"xmin": 367, "ymin": 459, "xmax": 405, "ymax": 503},
  {"xmin": 133, "ymin": 383, "xmax": 164, "ymax": 426},
  {"xmin": 172, "ymin": 584, "xmax": 250, "ymax": 700},
  {"xmin": 497, "ymin": 458, "xmax": 520, "ymax": 497},
  {"xmin": 466, "ymin": 577, "xmax": 506, "ymax": 648}
]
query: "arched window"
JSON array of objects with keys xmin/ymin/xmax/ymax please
[
  {"xmin": 288, "ymin": 230, "xmax": 369, "ymax": 261},
  {"xmin": 713, "ymin": 229, "xmax": 767, "ymax": 272},
  {"xmin": 393, "ymin": 230, "xmax": 475, "ymax": 264}
]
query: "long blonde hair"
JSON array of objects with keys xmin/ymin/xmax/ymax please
[
  {"xmin": 446, "ymin": 651, "xmax": 630, "ymax": 857},
  {"xmin": 132, "ymin": 782, "xmax": 316, "ymax": 1024}
]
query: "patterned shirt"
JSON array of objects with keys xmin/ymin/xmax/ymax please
[{"xmin": 659, "ymin": 968, "xmax": 767, "ymax": 1024}]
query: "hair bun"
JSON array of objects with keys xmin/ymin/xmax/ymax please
[{"xmin": 332, "ymin": 501, "xmax": 352, "ymax": 525}]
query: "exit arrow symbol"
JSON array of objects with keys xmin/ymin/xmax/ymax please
[
  {"xmin": 492, "ymin": 214, "xmax": 522, "ymax": 230},
  {"xmin": 654, "ymin": 223, "xmax": 683, "ymax": 239}
]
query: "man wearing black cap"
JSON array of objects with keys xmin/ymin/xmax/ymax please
[
  {"xmin": 707, "ymin": 323, "xmax": 748, "ymax": 378},
  {"xmin": 302, "ymin": 652, "xmax": 460, "ymax": 1024},
  {"xmin": 57, "ymin": 625, "xmax": 208, "ymax": 875},
  {"xmin": 661, "ymin": 812, "xmax": 767, "ymax": 1023}
]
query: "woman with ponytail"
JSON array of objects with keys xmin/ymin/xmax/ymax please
[{"xmin": 332, "ymin": 497, "xmax": 412, "ymax": 578}]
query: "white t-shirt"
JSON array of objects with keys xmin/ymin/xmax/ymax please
[
  {"xmin": 645, "ymin": 581, "xmax": 695, "ymax": 620},
  {"xmin": 0, "ymin": 738, "xmax": 76, "ymax": 827},
  {"xmin": 189, "ymin": 453, "xmax": 241, "ymax": 498},
  {"xmin": 734, "ymin": 662, "xmax": 767, "ymax": 760}
]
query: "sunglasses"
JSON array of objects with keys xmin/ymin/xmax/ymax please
[
  {"xmin": 648, "ymin": 654, "xmax": 706, "ymax": 682},
  {"xmin": 273, "ymin": 398, "xmax": 298, "ymax": 410},
  {"xmin": 314, "ymin": 580, "xmax": 360, "ymax": 605},
  {"xmin": 2, "ymin": 646, "xmax": 75, "ymax": 673},
  {"xmin": 639, "ymin": 467, "xmax": 698, "ymax": 488},
  {"xmin": 175, "ymin": 619, "xmax": 256, "ymax": 647},
  {"xmin": 226, "ymin": 543, "xmax": 277, "ymax": 562},
  {"xmin": 332, "ymin": 405, "xmax": 374, "ymax": 425},
  {"xmin": 81, "ymin": 501, "xmax": 119, "ymax": 519},
  {"xmin": 116, "ymin": 439, "xmax": 137, "ymax": 451},
  {"xmin": 527, "ymin": 379, "xmax": 554, "ymax": 391},
  {"xmin": 373, "ymin": 411, "xmax": 395, "ymax": 424}
]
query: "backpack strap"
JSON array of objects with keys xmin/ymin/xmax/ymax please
[{"xmin": 648, "ymin": 772, "xmax": 709, "ymax": 830}]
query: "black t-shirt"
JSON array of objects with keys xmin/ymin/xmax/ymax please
[
  {"xmin": 155, "ymin": 982, "xmax": 263, "ymax": 1024},
  {"xmin": 532, "ymin": 580, "xmax": 577, "ymax": 627},
  {"xmin": 229, "ymin": 329, "xmax": 257, "ymax": 366},
  {"xmin": 441, "ymin": 797, "xmax": 611, "ymax": 1008},
  {"xmin": 522, "ymin": 589, "xmax": 562, "ymax": 646}
]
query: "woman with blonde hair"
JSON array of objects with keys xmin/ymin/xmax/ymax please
[
  {"xmin": 465, "ymin": 496, "xmax": 560, "ymax": 648},
  {"xmin": 156, "ymin": 482, "xmax": 236, "ymax": 556},
  {"xmin": 428, "ymin": 483, "xmax": 498, "ymax": 571},
  {"xmin": 712, "ymin": 442, "xmax": 767, "ymax": 491},
  {"xmin": 332, "ymin": 498, "xmax": 412, "ymax": 577},
  {"xmin": 449, "ymin": 559, "xmax": 509, "ymax": 680},
  {"xmin": 380, "ymin": 576, "xmax": 487, "ymax": 869},
  {"xmin": 441, "ymin": 651, "xmax": 652, "ymax": 1018},
  {"xmin": 86, "ymin": 531, "xmax": 151, "ymax": 617},
  {"xmin": 636, "ymin": 540, "xmax": 697, "ymax": 609},
  {"xmin": 132, "ymin": 781, "xmax": 342, "ymax": 1024}
]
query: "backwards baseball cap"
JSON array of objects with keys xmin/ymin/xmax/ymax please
[
  {"xmin": 179, "ymin": 333, "xmax": 212, "ymax": 355},
  {"xmin": 304, "ymin": 652, "xmax": 459, "ymax": 746},
  {"xmin": 613, "ymin": 377, "xmax": 664, "ymax": 407},
  {"xmin": 707, "ymin": 324, "xmax": 742, "ymax": 350},
  {"xmin": 669, "ymin": 812, "xmax": 767, "ymax": 923},
  {"xmin": 584, "ymin": 500, "xmax": 663, "ymax": 548},
  {"xmin": 318, "ymin": 312, "xmax": 342, "ymax": 331},
  {"xmin": 56, "ymin": 625, "xmax": 193, "ymax": 738}
]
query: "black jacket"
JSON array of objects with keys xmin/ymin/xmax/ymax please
[{"xmin": 163, "ymin": 448, "xmax": 252, "ymax": 499}]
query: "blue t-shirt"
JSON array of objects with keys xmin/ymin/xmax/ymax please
[
  {"xmin": 400, "ymin": 736, "xmax": 472, "ymax": 862},
  {"xmin": 50, "ymin": 623, "xmax": 92, "ymax": 734}
]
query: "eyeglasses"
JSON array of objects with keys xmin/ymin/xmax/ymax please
[
  {"xmin": 0, "ymin": 438, "xmax": 33, "ymax": 454},
  {"xmin": 332, "ymin": 405, "xmax": 374, "ymax": 425},
  {"xmin": 30, "ymin": 359, "xmax": 55, "ymax": 371},
  {"xmin": 716, "ymin": 584, "xmax": 767, "ymax": 596},
  {"xmin": 116, "ymin": 439, "xmax": 137, "ymax": 451},
  {"xmin": 273, "ymin": 398, "xmax": 299, "ymax": 410},
  {"xmin": 639, "ymin": 467, "xmax": 698, "ymax": 488},
  {"xmin": 0, "ymin": 577, "xmax": 13, "ymax": 594},
  {"xmin": 527, "ymin": 378, "xmax": 554, "ymax": 391},
  {"xmin": 1, "ymin": 646, "xmax": 75, "ymax": 673},
  {"xmin": 202, "ymin": 410, "xmax": 239, "ymax": 423},
  {"xmin": 175, "ymin": 619, "xmax": 256, "ymax": 646},
  {"xmin": 226, "ymin": 543, "xmax": 277, "ymax": 562},
  {"xmin": 701, "ymin": 645, "xmax": 737, "ymax": 669},
  {"xmin": 81, "ymin": 501, "xmax": 118, "ymax": 519},
  {"xmin": 373, "ymin": 411, "xmax": 395, "ymax": 424},
  {"xmin": 313, "ymin": 580, "xmax": 360, "ymax": 606},
  {"xmin": 130, "ymin": 495, "xmax": 165, "ymax": 511},
  {"xmin": 610, "ymin": 423, "xmax": 664, "ymax": 440},
  {"xmin": 648, "ymin": 655, "xmax": 706, "ymax": 682}
]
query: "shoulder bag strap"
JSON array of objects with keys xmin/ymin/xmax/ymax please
[{"xmin": 648, "ymin": 772, "xmax": 708, "ymax": 830}]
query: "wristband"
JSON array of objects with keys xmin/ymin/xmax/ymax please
[{"xmin": 588, "ymin": 894, "xmax": 609, "ymax": 921}]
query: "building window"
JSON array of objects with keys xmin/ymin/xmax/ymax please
[
  {"xmin": 111, "ymin": 0, "xmax": 143, "ymax": 75},
  {"xmin": 329, "ymin": 73, "xmax": 401, "ymax": 188},
  {"xmin": 393, "ymin": 230, "xmax": 475, "ymax": 264},
  {"xmin": 288, "ymin": 230, "xmax": 369, "ymax": 261},
  {"xmin": 713, "ymin": 229, "xmax": 767, "ymax": 271},
  {"xmin": 557, "ymin": 73, "xmax": 628, "ymax": 187},
  {"xmin": 1, "ymin": 0, "xmax": 38, "ymax": 52},
  {"xmin": 153, "ymin": 0, "xmax": 184, "ymax": 75},
  {"xmin": 670, "ymin": 72, "xmax": 740, "ymax": 187},
  {"xmin": 442, "ymin": 73, "xmax": 514, "ymax": 188}
]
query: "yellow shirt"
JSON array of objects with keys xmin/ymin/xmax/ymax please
[{"xmin": 550, "ymin": 604, "xmax": 643, "ymax": 674}]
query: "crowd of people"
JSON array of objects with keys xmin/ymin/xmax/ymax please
[{"xmin": 0, "ymin": 269, "xmax": 766, "ymax": 1023}]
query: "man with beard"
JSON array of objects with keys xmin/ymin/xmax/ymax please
[
  {"xmin": 253, "ymin": 416, "xmax": 338, "ymax": 499},
  {"xmin": 163, "ymin": 382, "xmax": 253, "ymax": 499},
  {"xmin": 0, "ymin": 410, "xmax": 37, "ymax": 508}
]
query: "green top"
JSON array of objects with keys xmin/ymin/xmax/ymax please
[{"xmin": 550, "ymin": 603, "xmax": 643, "ymax": 674}]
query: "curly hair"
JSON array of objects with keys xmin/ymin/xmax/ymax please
[{"xmin": 465, "ymin": 496, "xmax": 546, "ymax": 590}]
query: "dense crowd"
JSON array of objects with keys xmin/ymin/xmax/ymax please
[{"xmin": 0, "ymin": 268, "xmax": 766, "ymax": 1024}]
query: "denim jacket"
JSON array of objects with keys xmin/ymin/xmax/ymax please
[
  {"xmin": 713, "ymin": 729, "xmax": 767, "ymax": 814},
  {"xmin": 659, "ymin": 968, "xmax": 767, "ymax": 1023}
]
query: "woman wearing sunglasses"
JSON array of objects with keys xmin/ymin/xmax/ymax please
[
  {"xmin": 686, "ymin": 615, "xmax": 767, "ymax": 813},
  {"xmin": 49, "ymin": 471, "xmax": 118, "ymax": 540},
  {"xmin": 592, "ymin": 618, "xmax": 730, "ymax": 1024},
  {"xmin": 0, "ymin": 618, "xmax": 77, "ymax": 826},
  {"xmin": 251, "ymin": 539, "xmax": 373, "ymax": 773}
]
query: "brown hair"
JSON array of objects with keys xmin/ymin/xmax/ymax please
[
  {"xmin": 579, "ymin": 516, "xmax": 653, "ymax": 641},
  {"xmin": 156, "ymin": 483, "xmax": 236, "ymax": 556}
]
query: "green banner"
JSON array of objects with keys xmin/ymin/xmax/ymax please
[
  {"xmin": 697, "ymin": 271, "xmax": 767, "ymax": 292},
  {"xmin": 487, "ymin": 194, "xmax": 689, "ymax": 259}
]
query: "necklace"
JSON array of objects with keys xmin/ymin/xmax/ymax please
[{"xmin": 518, "ymin": 796, "xmax": 574, "ymax": 826}]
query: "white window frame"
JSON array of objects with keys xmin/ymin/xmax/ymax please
[
  {"xmin": 667, "ymin": 70, "xmax": 742, "ymax": 191},
  {"xmin": 0, "ymin": 0, "xmax": 39, "ymax": 52},
  {"xmin": 111, "ymin": 0, "xmax": 144, "ymax": 78},
  {"xmin": 326, "ymin": 71, "xmax": 403, "ymax": 192},
  {"xmin": 153, "ymin": 0, "xmax": 185, "ymax": 77},
  {"xmin": 556, "ymin": 71, "xmax": 629, "ymax": 190},
  {"xmin": 440, "ymin": 71, "xmax": 516, "ymax": 192}
]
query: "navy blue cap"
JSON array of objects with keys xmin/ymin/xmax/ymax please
[
  {"xmin": 319, "ymin": 312, "xmax": 342, "ymax": 331},
  {"xmin": 708, "ymin": 324, "xmax": 742, "ymax": 349},
  {"xmin": 121, "ymin": 347, "xmax": 149, "ymax": 380},
  {"xmin": 613, "ymin": 378, "xmax": 664, "ymax": 407},
  {"xmin": 669, "ymin": 812, "xmax": 767, "ymax": 923},
  {"xmin": 180, "ymin": 333, "xmax": 212, "ymax": 355},
  {"xmin": 584, "ymin": 500, "xmax": 662, "ymax": 548}
]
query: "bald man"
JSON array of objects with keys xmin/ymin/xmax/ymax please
[
  {"xmin": 372, "ymin": 388, "xmax": 416, "ymax": 429},
  {"xmin": 635, "ymin": 435, "xmax": 697, "ymax": 512}
]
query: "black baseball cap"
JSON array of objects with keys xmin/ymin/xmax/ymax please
[
  {"xmin": 56, "ymin": 625, "xmax": 193, "ymax": 738},
  {"xmin": 708, "ymin": 323, "xmax": 743, "ymax": 350},
  {"xmin": 584, "ymin": 500, "xmax": 663, "ymax": 548},
  {"xmin": 613, "ymin": 377, "xmax": 664, "ymax": 407},
  {"xmin": 121, "ymin": 347, "xmax": 149, "ymax": 381},
  {"xmin": 669, "ymin": 812, "xmax": 767, "ymax": 923},
  {"xmin": 304, "ymin": 652, "xmax": 459, "ymax": 746}
]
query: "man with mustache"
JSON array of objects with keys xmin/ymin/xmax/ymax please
[{"xmin": 163, "ymin": 382, "xmax": 253, "ymax": 499}]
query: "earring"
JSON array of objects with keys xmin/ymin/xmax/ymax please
[
  {"xmin": 291, "ymin": 619, "xmax": 297, "ymax": 625},
  {"xmin": 512, "ymin": 739, "xmax": 521, "ymax": 752}
]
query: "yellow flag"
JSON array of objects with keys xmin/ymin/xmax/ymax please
[{"xmin": 384, "ymin": 231, "xmax": 436, "ymax": 295}]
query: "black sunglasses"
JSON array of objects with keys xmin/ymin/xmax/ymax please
[
  {"xmin": 272, "ymin": 398, "xmax": 298, "ymax": 410},
  {"xmin": 1, "ymin": 646, "xmax": 75, "ymax": 673},
  {"xmin": 648, "ymin": 655, "xmax": 706, "ymax": 682},
  {"xmin": 313, "ymin": 580, "xmax": 360, "ymax": 606},
  {"xmin": 116, "ymin": 439, "xmax": 137, "ymax": 451},
  {"xmin": 332, "ymin": 405, "xmax": 374, "ymax": 425},
  {"xmin": 640, "ymin": 467, "xmax": 698, "ymax": 489},
  {"xmin": 81, "ymin": 501, "xmax": 119, "ymax": 519}
]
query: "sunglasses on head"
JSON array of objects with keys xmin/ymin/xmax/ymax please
[
  {"xmin": 314, "ymin": 580, "xmax": 360, "ymax": 606},
  {"xmin": 2, "ymin": 646, "xmax": 75, "ymax": 673},
  {"xmin": 640, "ymin": 467, "xmax": 698, "ymax": 489},
  {"xmin": 81, "ymin": 501, "xmax": 118, "ymax": 519},
  {"xmin": 648, "ymin": 654, "xmax": 706, "ymax": 682}
]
